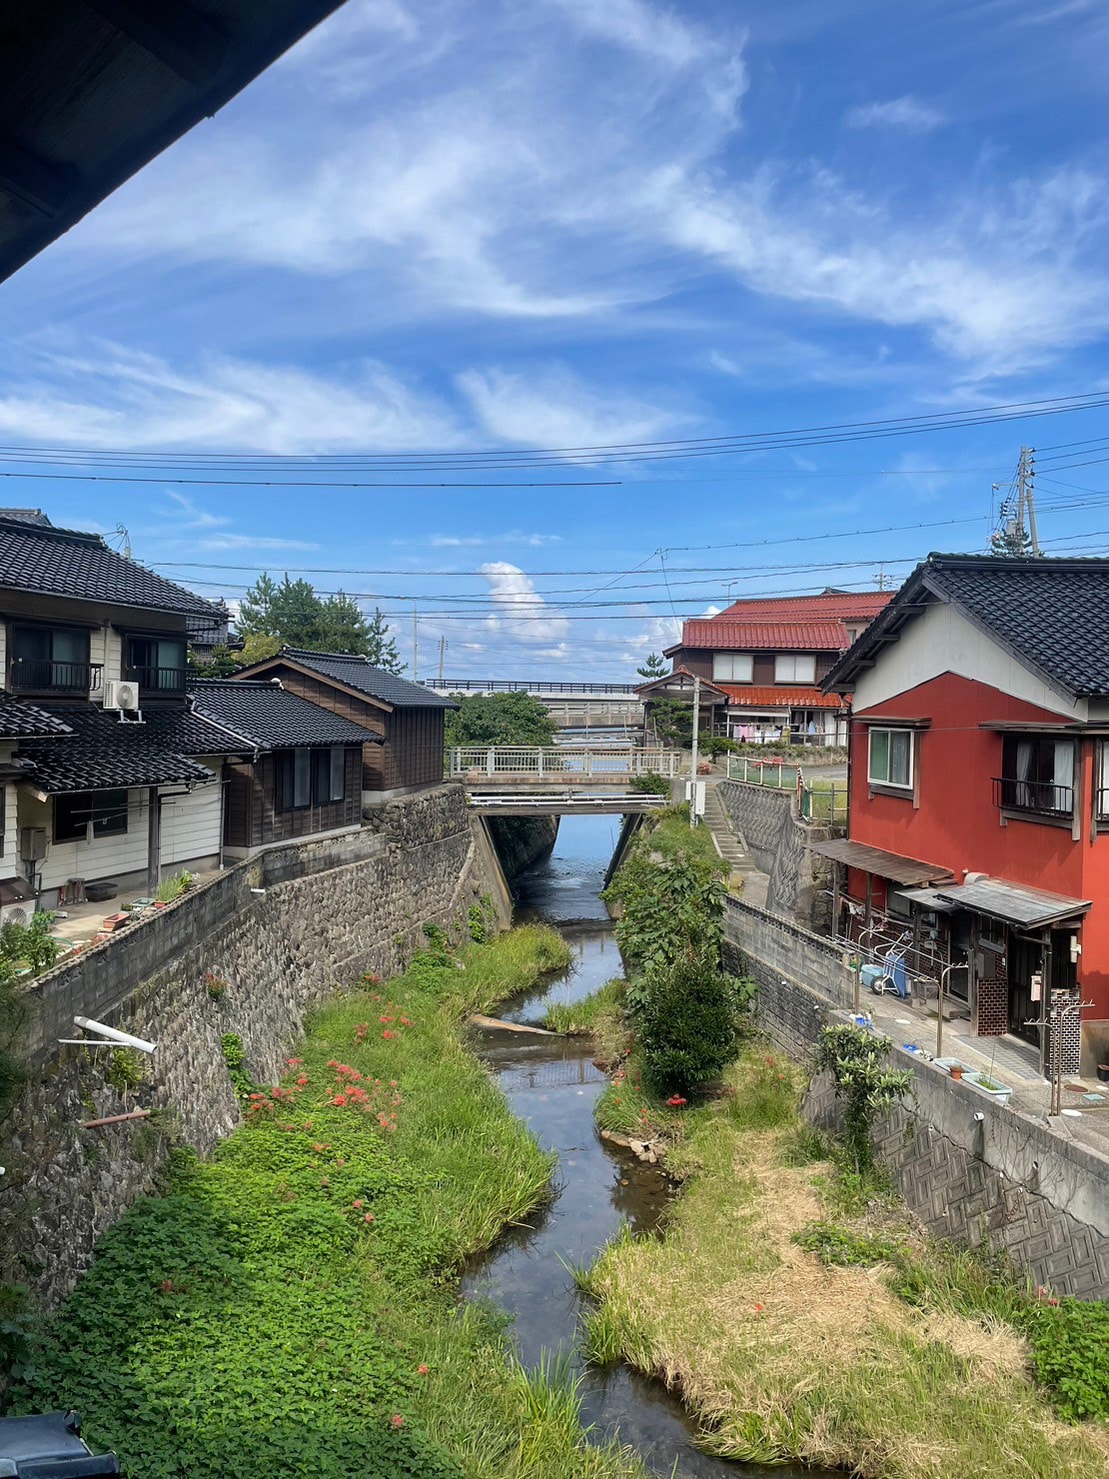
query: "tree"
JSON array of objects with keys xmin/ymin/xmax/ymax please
[
  {"xmin": 648, "ymin": 697, "xmax": 694, "ymax": 747},
  {"xmin": 187, "ymin": 644, "xmax": 241, "ymax": 678},
  {"xmin": 444, "ymin": 691, "xmax": 558, "ymax": 748},
  {"xmin": 634, "ymin": 956, "xmax": 746, "ymax": 1097},
  {"xmin": 233, "ymin": 573, "xmax": 403, "ymax": 671},
  {"xmin": 990, "ymin": 523, "xmax": 1033, "ymax": 557},
  {"xmin": 636, "ymin": 651, "xmax": 668, "ymax": 680}
]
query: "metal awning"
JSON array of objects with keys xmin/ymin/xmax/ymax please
[
  {"xmin": 930, "ymin": 877, "xmax": 1091, "ymax": 930},
  {"xmin": 894, "ymin": 886, "xmax": 957, "ymax": 913},
  {"xmin": 808, "ymin": 837, "xmax": 954, "ymax": 887}
]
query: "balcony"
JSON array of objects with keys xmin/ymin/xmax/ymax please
[
  {"xmin": 9, "ymin": 659, "xmax": 102, "ymax": 695},
  {"xmin": 122, "ymin": 664, "xmax": 187, "ymax": 695},
  {"xmin": 993, "ymin": 775, "xmax": 1074, "ymax": 820}
]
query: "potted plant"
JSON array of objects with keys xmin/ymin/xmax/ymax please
[
  {"xmin": 963, "ymin": 1070, "xmax": 1012, "ymax": 1106},
  {"xmin": 949, "ymin": 1064, "xmax": 964, "ymax": 1081},
  {"xmin": 1099, "ymin": 1063, "xmax": 1109, "ymax": 1084}
]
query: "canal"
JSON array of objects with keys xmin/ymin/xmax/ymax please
[{"xmin": 463, "ymin": 815, "xmax": 814, "ymax": 1478}]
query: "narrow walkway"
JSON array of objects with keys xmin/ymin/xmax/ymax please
[{"xmin": 700, "ymin": 773, "xmax": 769, "ymax": 909}]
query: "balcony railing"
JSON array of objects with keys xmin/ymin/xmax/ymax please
[
  {"xmin": 993, "ymin": 775, "xmax": 1074, "ymax": 818},
  {"xmin": 123, "ymin": 664, "xmax": 187, "ymax": 694},
  {"xmin": 9, "ymin": 659, "xmax": 102, "ymax": 694}
]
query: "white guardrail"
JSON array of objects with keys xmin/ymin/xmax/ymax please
[{"xmin": 449, "ymin": 746, "xmax": 684, "ymax": 778}]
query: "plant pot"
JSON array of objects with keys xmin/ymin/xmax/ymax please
[
  {"xmin": 1098, "ymin": 1064, "xmax": 1109, "ymax": 1083},
  {"xmin": 153, "ymin": 900, "xmax": 168, "ymax": 910},
  {"xmin": 949, "ymin": 1065, "xmax": 964, "ymax": 1081}
]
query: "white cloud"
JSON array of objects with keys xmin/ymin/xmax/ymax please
[
  {"xmin": 428, "ymin": 531, "xmax": 562, "ymax": 547},
  {"xmin": 0, "ymin": 343, "xmax": 466, "ymax": 452},
  {"xmin": 459, "ymin": 366, "xmax": 681, "ymax": 450},
  {"xmin": 479, "ymin": 561, "xmax": 570, "ymax": 642},
  {"xmin": 844, "ymin": 96, "xmax": 947, "ymax": 132},
  {"xmin": 546, "ymin": 0, "xmax": 714, "ymax": 68}
]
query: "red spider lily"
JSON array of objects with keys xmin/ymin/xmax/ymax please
[
  {"xmin": 418, "ymin": 1364, "xmax": 429, "ymax": 1375},
  {"xmin": 665, "ymin": 1094, "xmax": 688, "ymax": 1107},
  {"xmin": 331, "ymin": 1094, "xmax": 348, "ymax": 1107},
  {"xmin": 353, "ymin": 1199, "xmax": 364, "ymax": 1209},
  {"xmin": 382, "ymin": 1030, "xmax": 394, "ymax": 1039},
  {"xmin": 364, "ymin": 1212, "xmax": 375, "ymax": 1223},
  {"xmin": 390, "ymin": 1414, "xmax": 404, "ymax": 1429}
]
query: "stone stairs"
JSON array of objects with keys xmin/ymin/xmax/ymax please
[{"xmin": 700, "ymin": 781, "xmax": 768, "ymax": 907}]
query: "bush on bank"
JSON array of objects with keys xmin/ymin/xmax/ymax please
[{"xmin": 13, "ymin": 926, "xmax": 647, "ymax": 1479}]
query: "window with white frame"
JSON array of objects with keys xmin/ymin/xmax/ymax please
[
  {"xmin": 868, "ymin": 728, "xmax": 913, "ymax": 789},
  {"xmin": 774, "ymin": 653, "xmax": 816, "ymax": 683},
  {"xmin": 712, "ymin": 653, "xmax": 753, "ymax": 683}
]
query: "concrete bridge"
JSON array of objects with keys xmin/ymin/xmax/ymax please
[
  {"xmin": 450, "ymin": 745, "xmax": 684, "ymax": 815},
  {"xmin": 424, "ymin": 678, "xmax": 644, "ymax": 730}
]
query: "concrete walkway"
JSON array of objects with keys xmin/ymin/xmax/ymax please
[{"xmin": 700, "ymin": 771, "xmax": 768, "ymax": 909}]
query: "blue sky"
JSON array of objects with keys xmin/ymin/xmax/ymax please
[{"xmin": 3, "ymin": 0, "xmax": 1109, "ymax": 677}]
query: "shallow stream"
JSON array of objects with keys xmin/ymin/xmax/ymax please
[{"xmin": 462, "ymin": 816, "xmax": 815, "ymax": 1478}]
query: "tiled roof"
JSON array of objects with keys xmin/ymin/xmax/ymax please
[
  {"xmin": 18, "ymin": 706, "xmax": 215, "ymax": 792},
  {"xmin": 0, "ymin": 514, "xmax": 224, "ymax": 618},
  {"xmin": 0, "ymin": 692, "xmax": 74, "ymax": 738},
  {"xmin": 678, "ymin": 619, "xmax": 850, "ymax": 651},
  {"xmin": 826, "ymin": 554, "xmax": 1109, "ymax": 698},
  {"xmin": 719, "ymin": 591, "xmax": 892, "ymax": 620},
  {"xmin": 635, "ymin": 667, "xmax": 729, "ymax": 698},
  {"xmin": 191, "ymin": 680, "xmax": 383, "ymax": 749},
  {"xmin": 719, "ymin": 684, "xmax": 847, "ymax": 710},
  {"xmin": 269, "ymin": 649, "xmax": 458, "ymax": 709}
]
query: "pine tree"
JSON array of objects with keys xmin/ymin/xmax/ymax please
[
  {"xmin": 233, "ymin": 574, "xmax": 403, "ymax": 670},
  {"xmin": 637, "ymin": 651, "xmax": 668, "ymax": 680},
  {"xmin": 363, "ymin": 608, "xmax": 404, "ymax": 674}
]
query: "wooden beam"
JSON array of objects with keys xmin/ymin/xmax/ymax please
[{"xmin": 85, "ymin": 0, "xmax": 228, "ymax": 88}]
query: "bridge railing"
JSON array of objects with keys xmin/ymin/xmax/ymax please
[
  {"xmin": 449, "ymin": 746, "xmax": 683, "ymax": 779},
  {"xmin": 429, "ymin": 678, "xmax": 641, "ymax": 697}
]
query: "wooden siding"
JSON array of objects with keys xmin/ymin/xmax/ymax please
[
  {"xmin": 242, "ymin": 663, "xmax": 445, "ymax": 791},
  {"xmin": 223, "ymin": 746, "xmax": 362, "ymax": 850},
  {"xmin": 160, "ymin": 775, "xmax": 222, "ymax": 865}
]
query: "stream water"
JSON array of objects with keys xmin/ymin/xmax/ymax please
[{"xmin": 462, "ymin": 816, "xmax": 816, "ymax": 1479}]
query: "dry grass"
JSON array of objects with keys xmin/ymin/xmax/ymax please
[{"xmin": 586, "ymin": 1050, "xmax": 1109, "ymax": 1477}]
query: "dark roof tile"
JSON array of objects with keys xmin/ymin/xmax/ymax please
[
  {"xmin": 191, "ymin": 680, "xmax": 383, "ymax": 749},
  {"xmin": 276, "ymin": 649, "xmax": 458, "ymax": 708},
  {"xmin": 18, "ymin": 706, "xmax": 215, "ymax": 792},
  {"xmin": 0, "ymin": 515, "xmax": 224, "ymax": 619},
  {"xmin": 0, "ymin": 693, "xmax": 74, "ymax": 738}
]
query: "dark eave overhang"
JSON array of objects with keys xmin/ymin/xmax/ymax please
[{"xmin": 229, "ymin": 656, "xmax": 395, "ymax": 714}]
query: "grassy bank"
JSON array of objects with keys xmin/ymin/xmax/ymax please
[
  {"xmin": 583, "ymin": 1047, "xmax": 1109, "ymax": 1478},
  {"xmin": 15, "ymin": 925, "xmax": 647, "ymax": 1479}
]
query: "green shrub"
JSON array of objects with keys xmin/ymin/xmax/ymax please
[
  {"xmin": 1028, "ymin": 1298, "xmax": 1109, "ymax": 1422},
  {"xmin": 104, "ymin": 1047, "xmax": 147, "ymax": 1095},
  {"xmin": 812, "ymin": 1023, "xmax": 912, "ymax": 1174},
  {"xmin": 220, "ymin": 1032, "xmax": 253, "ymax": 1104},
  {"xmin": 634, "ymin": 958, "xmax": 745, "ymax": 1096},
  {"xmin": 701, "ymin": 737, "xmax": 737, "ymax": 759},
  {"xmin": 628, "ymin": 772, "xmax": 671, "ymax": 795}
]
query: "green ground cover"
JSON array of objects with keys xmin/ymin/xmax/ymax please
[
  {"xmin": 583, "ymin": 1045, "xmax": 1109, "ymax": 1477},
  {"xmin": 14, "ymin": 926, "xmax": 647, "ymax": 1479}
]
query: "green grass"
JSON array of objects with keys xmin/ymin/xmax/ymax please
[
  {"xmin": 584, "ymin": 1047, "xmax": 1109, "ymax": 1477},
  {"xmin": 15, "ymin": 926, "xmax": 647, "ymax": 1479},
  {"xmin": 542, "ymin": 978, "xmax": 625, "ymax": 1036}
]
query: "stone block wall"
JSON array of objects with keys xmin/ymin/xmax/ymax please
[
  {"xmin": 725, "ymin": 895, "xmax": 1109, "ymax": 1298},
  {"xmin": 717, "ymin": 781, "xmax": 835, "ymax": 928},
  {"xmin": 1, "ymin": 784, "xmax": 509, "ymax": 1308}
]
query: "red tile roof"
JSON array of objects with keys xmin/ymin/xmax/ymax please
[
  {"xmin": 678, "ymin": 619, "xmax": 849, "ymax": 651},
  {"xmin": 718, "ymin": 684, "xmax": 847, "ymax": 710},
  {"xmin": 718, "ymin": 591, "xmax": 892, "ymax": 620}
]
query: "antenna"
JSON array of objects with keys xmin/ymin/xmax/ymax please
[{"xmin": 113, "ymin": 524, "xmax": 132, "ymax": 559}]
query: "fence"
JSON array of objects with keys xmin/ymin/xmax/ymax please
[
  {"xmin": 726, "ymin": 755, "xmax": 847, "ymax": 824},
  {"xmin": 450, "ymin": 746, "xmax": 683, "ymax": 779}
]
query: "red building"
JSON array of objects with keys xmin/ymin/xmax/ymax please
[
  {"xmin": 664, "ymin": 589, "xmax": 890, "ymax": 743},
  {"xmin": 821, "ymin": 554, "xmax": 1109, "ymax": 1076}
]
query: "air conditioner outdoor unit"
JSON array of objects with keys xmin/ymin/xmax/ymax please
[
  {"xmin": 104, "ymin": 681, "xmax": 140, "ymax": 713},
  {"xmin": 20, "ymin": 827, "xmax": 46, "ymax": 861}
]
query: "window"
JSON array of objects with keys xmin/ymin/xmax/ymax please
[
  {"xmin": 54, "ymin": 790, "xmax": 128, "ymax": 844},
  {"xmin": 123, "ymin": 635, "xmax": 187, "ymax": 692},
  {"xmin": 10, "ymin": 624, "xmax": 90, "ymax": 692},
  {"xmin": 774, "ymin": 653, "xmax": 816, "ymax": 683},
  {"xmin": 712, "ymin": 653, "xmax": 753, "ymax": 683},
  {"xmin": 868, "ymin": 728, "xmax": 913, "ymax": 789},
  {"xmin": 998, "ymin": 735, "xmax": 1074, "ymax": 817},
  {"xmin": 278, "ymin": 748, "xmax": 346, "ymax": 810}
]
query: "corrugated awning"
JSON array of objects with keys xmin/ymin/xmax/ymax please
[
  {"xmin": 931, "ymin": 877, "xmax": 1091, "ymax": 929},
  {"xmin": 809, "ymin": 837, "xmax": 954, "ymax": 886}
]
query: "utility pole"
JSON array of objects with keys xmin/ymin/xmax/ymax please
[
  {"xmin": 437, "ymin": 634, "xmax": 446, "ymax": 685},
  {"xmin": 1021, "ymin": 446, "xmax": 1040, "ymax": 555},
  {"xmin": 412, "ymin": 608, "xmax": 418, "ymax": 680},
  {"xmin": 689, "ymin": 674, "xmax": 701, "ymax": 829},
  {"xmin": 992, "ymin": 447, "xmax": 1039, "ymax": 556}
]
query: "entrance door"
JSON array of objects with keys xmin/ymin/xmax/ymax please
[{"xmin": 1008, "ymin": 935, "xmax": 1043, "ymax": 1046}]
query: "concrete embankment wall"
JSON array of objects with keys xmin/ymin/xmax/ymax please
[
  {"xmin": 717, "ymin": 780, "xmax": 835, "ymax": 929},
  {"xmin": 486, "ymin": 815, "xmax": 558, "ymax": 883},
  {"xmin": 724, "ymin": 895, "xmax": 1109, "ymax": 1298},
  {"xmin": 1, "ymin": 784, "xmax": 509, "ymax": 1308}
]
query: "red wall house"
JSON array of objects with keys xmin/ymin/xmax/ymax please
[{"xmin": 822, "ymin": 554, "xmax": 1109, "ymax": 1077}]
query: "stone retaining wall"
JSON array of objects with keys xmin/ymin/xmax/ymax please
[
  {"xmin": 724, "ymin": 895, "xmax": 1109, "ymax": 1298},
  {"xmin": 717, "ymin": 780, "xmax": 835, "ymax": 928},
  {"xmin": 1, "ymin": 784, "xmax": 508, "ymax": 1308}
]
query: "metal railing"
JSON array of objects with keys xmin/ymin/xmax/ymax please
[
  {"xmin": 9, "ymin": 659, "xmax": 102, "ymax": 693},
  {"xmin": 993, "ymin": 775, "xmax": 1073, "ymax": 819},
  {"xmin": 430, "ymin": 678, "xmax": 640, "ymax": 697},
  {"xmin": 726, "ymin": 754, "xmax": 847, "ymax": 825},
  {"xmin": 450, "ymin": 746, "xmax": 683, "ymax": 778},
  {"xmin": 123, "ymin": 664, "xmax": 188, "ymax": 693}
]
